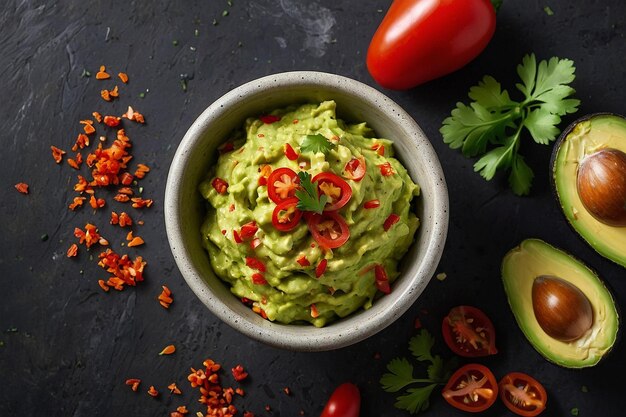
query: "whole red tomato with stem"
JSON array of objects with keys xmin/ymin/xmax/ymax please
[
  {"xmin": 367, "ymin": 0, "xmax": 498, "ymax": 90},
  {"xmin": 442, "ymin": 305, "xmax": 498, "ymax": 357},
  {"xmin": 499, "ymin": 372, "xmax": 547, "ymax": 416},
  {"xmin": 442, "ymin": 363, "xmax": 498, "ymax": 413},
  {"xmin": 320, "ymin": 382, "xmax": 360, "ymax": 417}
]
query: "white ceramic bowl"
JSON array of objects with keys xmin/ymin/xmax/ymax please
[{"xmin": 164, "ymin": 71, "xmax": 448, "ymax": 351}]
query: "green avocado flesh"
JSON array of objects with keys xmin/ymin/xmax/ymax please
[
  {"xmin": 199, "ymin": 101, "xmax": 420, "ymax": 327},
  {"xmin": 552, "ymin": 114, "xmax": 626, "ymax": 267},
  {"xmin": 502, "ymin": 239, "xmax": 619, "ymax": 368}
]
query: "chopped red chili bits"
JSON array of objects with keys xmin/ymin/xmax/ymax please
[
  {"xmin": 14, "ymin": 182, "xmax": 29, "ymax": 194},
  {"xmin": 231, "ymin": 365, "xmax": 248, "ymax": 382}
]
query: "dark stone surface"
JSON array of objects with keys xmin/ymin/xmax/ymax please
[{"xmin": 1, "ymin": 0, "xmax": 624, "ymax": 416}]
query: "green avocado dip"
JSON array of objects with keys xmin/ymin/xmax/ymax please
[{"xmin": 199, "ymin": 100, "xmax": 420, "ymax": 327}]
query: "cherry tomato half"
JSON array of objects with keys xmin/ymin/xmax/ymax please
[
  {"xmin": 442, "ymin": 363, "xmax": 498, "ymax": 413},
  {"xmin": 367, "ymin": 0, "xmax": 497, "ymax": 89},
  {"xmin": 272, "ymin": 197, "xmax": 303, "ymax": 232},
  {"xmin": 499, "ymin": 372, "xmax": 547, "ymax": 416},
  {"xmin": 306, "ymin": 211, "xmax": 350, "ymax": 249},
  {"xmin": 267, "ymin": 167, "xmax": 300, "ymax": 204},
  {"xmin": 320, "ymin": 382, "xmax": 360, "ymax": 417},
  {"xmin": 343, "ymin": 156, "xmax": 366, "ymax": 182},
  {"xmin": 442, "ymin": 305, "xmax": 497, "ymax": 357},
  {"xmin": 312, "ymin": 172, "xmax": 352, "ymax": 211}
]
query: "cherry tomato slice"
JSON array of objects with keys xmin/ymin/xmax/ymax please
[
  {"xmin": 267, "ymin": 167, "xmax": 300, "ymax": 204},
  {"xmin": 442, "ymin": 305, "xmax": 497, "ymax": 357},
  {"xmin": 320, "ymin": 382, "xmax": 360, "ymax": 417},
  {"xmin": 343, "ymin": 156, "xmax": 367, "ymax": 182},
  {"xmin": 306, "ymin": 211, "xmax": 350, "ymax": 249},
  {"xmin": 442, "ymin": 363, "xmax": 498, "ymax": 413},
  {"xmin": 272, "ymin": 197, "xmax": 302, "ymax": 232},
  {"xmin": 312, "ymin": 172, "xmax": 352, "ymax": 211},
  {"xmin": 499, "ymin": 372, "xmax": 547, "ymax": 417}
]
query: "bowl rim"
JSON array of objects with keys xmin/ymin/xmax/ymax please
[{"xmin": 164, "ymin": 71, "xmax": 449, "ymax": 351}]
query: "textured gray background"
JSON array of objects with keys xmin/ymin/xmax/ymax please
[{"xmin": 1, "ymin": 0, "xmax": 625, "ymax": 416}]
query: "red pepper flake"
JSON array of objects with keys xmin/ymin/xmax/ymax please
[
  {"xmin": 236, "ymin": 387, "xmax": 245, "ymax": 396},
  {"xmin": 167, "ymin": 382, "xmax": 182, "ymax": 395},
  {"xmin": 284, "ymin": 143, "xmax": 299, "ymax": 160},
  {"xmin": 383, "ymin": 213, "xmax": 400, "ymax": 231},
  {"xmin": 239, "ymin": 221, "xmax": 258, "ymax": 240},
  {"xmin": 96, "ymin": 65, "xmax": 111, "ymax": 80},
  {"xmin": 378, "ymin": 162, "xmax": 394, "ymax": 176},
  {"xmin": 98, "ymin": 279, "xmax": 110, "ymax": 292},
  {"xmin": 159, "ymin": 344, "xmax": 176, "ymax": 355},
  {"xmin": 89, "ymin": 195, "xmax": 106, "ymax": 210},
  {"xmin": 92, "ymin": 111, "xmax": 103, "ymax": 123},
  {"xmin": 120, "ymin": 172, "xmax": 134, "ymax": 186},
  {"xmin": 187, "ymin": 358, "xmax": 244, "ymax": 416},
  {"xmin": 414, "ymin": 317, "xmax": 422, "ymax": 329},
  {"xmin": 265, "ymin": 405, "xmax": 272, "ymax": 412},
  {"xmin": 228, "ymin": 204, "xmax": 235, "ymax": 212},
  {"xmin": 283, "ymin": 387, "xmax": 291, "ymax": 396},
  {"xmin": 104, "ymin": 115, "xmax": 121, "ymax": 127},
  {"xmin": 118, "ymin": 72, "xmax": 129, "ymax": 83},
  {"xmin": 74, "ymin": 223, "xmax": 104, "ymax": 248},
  {"xmin": 244, "ymin": 412, "xmax": 255, "ymax": 417},
  {"xmin": 364, "ymin": 199, "xmax": 380, "ymax": 209},
  {"xmin": 257, "ymin": 164, "xmax": 272, "ymax": 186},
  {"xmin": 51, "ymin": 145, "xmax": 66, "ymax": 163},
  {"xmin": 259, "ymin": 114, "xmax": 281, "ymax": 124},
  {"xmin": 122, "ymin": 106, "xmax": 145, "ymax": 123},
  {"xmin": 133, "ymin": 163, "xmax": 150, "ymax": 179},
  {"xmin": 372, "ymin": 142, "xmax": 385, "ymax": 156},
  {"xmin": 98, "ymin": 248, "xmax": 146, "ymax": 290},
  {"xmin": 80, "ymin": 119, "xmax": 96, "ymax": 135},
  {"xmin": 246, "ymin": 257, "xmax": 266, "ymax": 272},
  {"xmin": 315, "ymin": 259, "xmax": 327, "ymax": 278},
  {"xmin": 174, "ymin": 405, "xmax": 188, "ymax": 415},
  {"xmin": 158, "ymin": 285, "xmax": 173, "ymax": 309},
  {"xmin": 310, "ymin": 303, "xmax": 320, "ymax": 318},
  {"xmin": 14, "ymin": 182, "xmax": 29, "ymax": 194},
  {"xmin": 127, "ymin": 235, "xmax": 145, "ymax": 248},
  {"xmin": 72, "ymin": 134, "xmax": 90, "ymax": 152},
  {"xmin": 114, "ymin": 193, "xmax": 130, "ymax": 203},
  {"xmin": 212, "ymin": 177, "xmax": 229, "ymax": 194},
  {"xmin": 69, "ymin": 196, "xmax": 86, "ymax": 210},
  {"xmin": 147, "ymin": 385, "xmax": 159, "ymax": 397},
  {"xmin": 296, "ymin": 255, "xmax": 310, "ymax": 267},
  {"xmin": 67, "ymin": 243, "xmax": 78, "ymax": 258},
  {"xmin": 251, "ymin": 273, "xmax": 267, "ymax": 285},
  {"xmin": 125, "ymin": 378, "xmax": 141, "ymax": 392},
  {"xmin": 374, "ymin": 264, "xmax": 391, "ymax": 294},
  {"xmin": 231, "ymin": 365, "xmax": 248, "ymax": 381},
  {"xmin": 131, "ymin": 197, "xmax": 153, "ymax": 208}
]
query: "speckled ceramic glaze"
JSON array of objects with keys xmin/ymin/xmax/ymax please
[{"xmin": 164, "ymin": 72, "xmax": 449, "ymax": 351}]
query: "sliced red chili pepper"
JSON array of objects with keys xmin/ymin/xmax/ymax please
[
  {"xmin": 374, "ymin": 264, "xmax": 391, "ymax": 294},
  {"xmin": 364, "ymin": 199, "xmax": 380, "ymax": 209},
  {"xmin": 372, "ymin": 142, "xmax": 385, "ymax": 156},
  {"xmin": 284, "ymin": 143, "xmax": 299, "ymax": 161},
  {"xmin": 378, "ymin": 162, "xmax": 394, "ymax": 176},
  {"xmin": 267, "ymin": 167, "xmax": 299, "ymax": 203},
  {"xmin": 297, "ymin": 255, "xmax": 310, "ymax": 267},
  {"xmin": 343, "ymin": 156, "xmax": 366, "ymax": 181},
  {"xmin": 316, "ymin": 259, "xmax": 328, "ymax": 278},
  {"xmin": 306, "ymin": 211, "xmax": 350, "ymax": 249},
  {"xmin": 239, "ymin": 221, "xmax": 258, "ymax": 240},
  {"xmin": 246, "ymin": 257, "xmax": 266, "ymax": 272},
  {"xmin": 251, "ymin": 273, "xmax": 267, "ymax": 285},
  {"xmin": 233, "ymin": 229, "xmax": 243, "ymax": 244},
  {"xmin": 312, "ymin": 172, "xmax": 353, "ymax": 211},
  {"xmin": 259, "ymin": 114, "xmax": 281, "ymax": 124},
  {"xmin": 383, "ymin": 213, "xmax": 400, "ymax": 231},
  {"xmin": 272, "ymin": 197, "xmax": 303, "ymax": 232},
  {"xmin": 212, "ymin": 177, "xmax": 229, "ymax": 194}
]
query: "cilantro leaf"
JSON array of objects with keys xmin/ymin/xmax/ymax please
[
  {"xmin": 441, "ymin": 54, "xmax": 579, "ymax": 195},
  {"xmin": 408, "ymin": 329, "xmax": 435, "ymax": 363},
  {"xmin": 394, "ymin": 384, "xmax": 438, "ymax": 414},
  {"xmin": 295, "ymin": 171, "xmax": 327, "ymax": 213},
  {"xmin": 380, "ymin": 358, "xmax": 416, "ymax": 392},
  {"xmin": 300, "ymin": 134, "xmax": 334, "ymax": 154}
]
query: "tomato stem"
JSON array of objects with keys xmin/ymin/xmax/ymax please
[{"xmin": 490, "ymin": 0, "xmax": 503, "ymax": 13}]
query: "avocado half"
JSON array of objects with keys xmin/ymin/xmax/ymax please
[
  {"xmin": 502, "ymin": 239, "xmax": 619, "ymax": 368},
  {"xmin": 551, "ymin": 113, "xmax": 626, "ymax": 268}
]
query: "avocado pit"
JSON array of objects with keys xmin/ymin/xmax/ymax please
[
  {"xmin": 576, "ymin": 148, "xmax": 626, "ymax": 227},
  {"xmin": 532, "ymin": 275, "xmax": 593, "ymax": 342}
]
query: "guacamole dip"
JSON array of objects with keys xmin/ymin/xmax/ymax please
[{"xmin": 199, "ymin": 101, "xmax": 420, "ymax": 327}]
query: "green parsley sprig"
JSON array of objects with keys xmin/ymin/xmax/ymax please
[
  {"xmin": 295, "ymin": 171, "xmax": 327, "ymax": 213},
  {"xmin": 440, "ymin": 54, "xmax": 580, "ymax": 195},
  {"xmin": 380, "ymin": 329, "xmax": 458, "ymax": 414},
  {"xmin": 300, "ymin": 134, "xmax": 334, "ymax": 154}
]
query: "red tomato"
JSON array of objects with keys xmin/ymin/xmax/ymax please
[
  {"xmin": 343, "ymin": 156, "xmax": 367, "ymax": 181},
  {"xmin": 442, "ymin": 305, "xmax": 497, "ymax": 357},
  {"xmin": 312, "ymin": 172, "xmax": 352, "ymax": 211},
  {"xmin": 499, "ymin": 372, "xmax": 547, "ymax": 416},
  {"xmin": 272, "ymin": 197, "xmax": 303, "ymax": 232},
  {"xmin": 320, "ymin": 382, "xmax": 360, "ymax": 417},
  {"xmin": 306, "ymin": 211, "xmax": 350, "ymax": 249},
  {"xmin": 367, "ymin": 0, "xmax": 497, "ymax": 89},
  {"xmin": 284, "ymin": 143, "xmax": 299, "ymax": 160},
  {"xmin": 267, "ymin": 167, "xmax": 300, "ymax": 203},
  {"xmin": 442, "ymin": 364, "xmax": 498, "ymax": 413}
]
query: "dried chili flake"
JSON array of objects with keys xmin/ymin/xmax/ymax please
[
  {"xmin": 310, "ymin": 303, "xmax": 320, "ymax": 318},
  {"xmin": 243, "ymin": 412, "xmax": 255, "ymax": 417},
  {"xmin": 104, "ymin": 115, "xmax": 121, "ymax": 127},
  {"xmin": 98, "ymin": 279, "xmax": 110, "ymax": 292},
  {"xmin": 159, "ymin": 344, "xmax": 176, "ymax": 355},
  {"xmin": 51, "ymin": 145, "xmax": 66, "ymax": 163},
  {"xmin": 168, "ymin": 382, "xmax": 182, "ymax": 395},
  {"xmin": 119, "ymin": 212, "xmax": 132, "ymax": 227},
  {"xmin": 175, "ymin": 406, "xmax": 188, "ymax": 414},
  {"xmin": 73, "ymin": 134, "xmax": 90, "ymax": 152},
  {"xmin": 283, "ymin": 387, "xmax": 291, "ymax": 396},
  {"xmin": 122, "ymin": 106, "xmax": 145, "ymax": 123},
  {"xmin": 134, "ymin": 163, "xmax": 150, "ymax": 179},
  {"xmin": 127, "ymin": 235, "xmax": 144, "ymax": 248},
  {"xmin": 231, "ymin": 365, "xmax": 248, "ymax": 381},
  {"xmin": 125, "ymin": 378, "xmax": 141, "ymax": 391},
  {"xmin": 67, "ymin": 153, "xmax": 83, "ymax": 170},
  {"xmin": 235, "ymin": 387, "xmax": 245, "ymax": 396},
  {"xmin": 98, "ymin": 248, "xmax": 145, "ymax": 290},
  {"xmin": 92, "ymin": 111, "xmax": 103, "ymax": 123},
  {"xmin": 80, "ymin": 120, "xmax": 96, "ymax": 135},
  {"xmin": 118, "ymin": 72, "xmax": 129, "ymax": 83},
  {"xmin": 131, "ymin": 197, "xmax": 153, "ymax": 208},
  {"xmin": 147, "ymin": 385, "xmax": 159, "ymax": 397},
  {"xmin": 96, "ymin": 65, "xmax": 111, "ymax": 80},
  {"xmin": 158, "ymin": 285, "xmax": 173, "ymax": 309},
  {"xmin": 69, "ymin": 196, "xmax": 86, "ymax": 210},
  {"xmin": 14, "ymin": 183, "xmax": 29, "ymax": 194},
  {"xmin": 74, "ymin": 223, "xmax": 103, "ymax": 248},
  {"xmin": 67, "ymin": 243, "xmax": 78, "ymax": 258},
  {"xmin": 114, "ymin": 193, "xmax": 130, "ymax": 203},
  {"xmin": 89, "ymin": 195, "xmax": 106, "ymax": 210},
  {"xmin": 119, "ymin": 172, "xmax": 134, "ymax": 185}
]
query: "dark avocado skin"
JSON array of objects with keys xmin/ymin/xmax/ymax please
[{"xmin": 550, "ymin": 112, "xmax": 626, "ymax": 268}]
